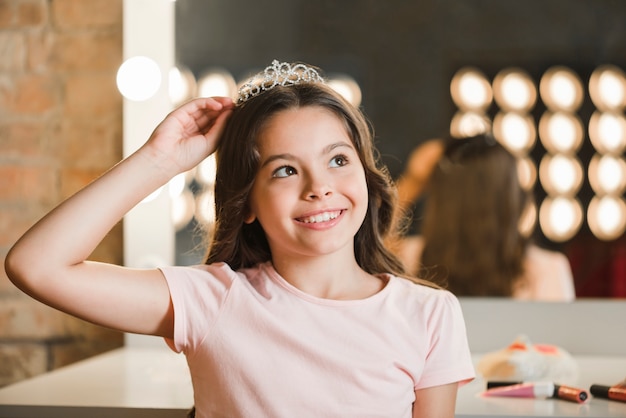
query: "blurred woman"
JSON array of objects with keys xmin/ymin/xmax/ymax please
[{"xmin": 395, "ymin": 133, "xmax": 575, "ymax": 301}]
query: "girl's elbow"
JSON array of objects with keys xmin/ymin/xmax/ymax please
[{"xmin": 4, "ymin": 245, "xmax": 42, "ymax": 294}]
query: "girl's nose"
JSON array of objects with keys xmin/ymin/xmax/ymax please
[{"xmin": 304, "ymin": 174, "xmax": 333, "ymax": 200}]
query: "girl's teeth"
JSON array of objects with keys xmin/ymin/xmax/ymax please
[{"xmin": 301, "ymin": 211, "xmax": 339, "ymax": 223}]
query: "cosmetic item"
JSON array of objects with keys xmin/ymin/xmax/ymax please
[
  {"xmin": 483, "ymin": 382, "xmax": 554, "ymax": 399},
  {"xmin": 590, "ymin": 383, "xmax": 626, "ymax": 403},
  {"xmin": 485, "ymin": 381, "xmax": 589, "ymax": 403},
  {"xmin": 554, "ymin": 384, "xmax": 589, "ymax": 404},
  {"xmin": 477, "ymin": 335, "xmax": 579, "ymax": 384}
]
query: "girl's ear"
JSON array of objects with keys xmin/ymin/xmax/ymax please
[{"xmin": 243, "ymin": 211, "xmax": 256, "ymax": 224}]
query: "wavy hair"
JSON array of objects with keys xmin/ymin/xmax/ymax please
[{"xmin": 418, "ymin": 133, "xmax": 531, "ymax": 296}]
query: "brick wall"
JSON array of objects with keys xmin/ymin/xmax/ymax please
[{"xmin": 0, "ymin": 0, "xmax": 124, "ymax": 387}]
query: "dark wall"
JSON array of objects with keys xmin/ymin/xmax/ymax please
[
  {"xmin": 175, "ymin": 0, "xmax": 626, "ymax": 297},
  {"xmin": 175, "ymin": 0, "xmax": 626, "ymax": 176}
]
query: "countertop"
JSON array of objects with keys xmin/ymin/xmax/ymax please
[{"xmin": 1, "ymin": 347, "xmax": 625, "ymax": 417}]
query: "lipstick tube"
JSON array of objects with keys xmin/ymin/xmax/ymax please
[
  {"xmin": 554, "ymin": 384, "xmax": 589, "ymax": 404},
  {"xmin": 483, "ymin": 382, "xmax": 555, "ymax": 399},
  {"xmin": 590, "ymin": 383, "xmax": 626, "ymax": 403},
  {"xmin": 485, "ymin": 381, "xmax": 589, "ymax": 403}
]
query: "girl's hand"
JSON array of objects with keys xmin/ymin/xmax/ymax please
[{"xmin": 141, "ymin": 96, "xmax": 234, "ymax": 175}]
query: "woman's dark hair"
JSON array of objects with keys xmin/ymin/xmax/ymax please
[
  {"xmin": 418, "ymin": 133, "xmax": 531, "ymax": 296},
  {"xmin": 204, "ymin": 82, "xmax": 410, "ymax": 278}
]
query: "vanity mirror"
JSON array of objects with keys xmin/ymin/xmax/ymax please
[{"xmin": 123, "ymin": 0, "xmax": 626, "ymax": 300}]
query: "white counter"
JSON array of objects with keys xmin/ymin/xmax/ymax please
[
  {"xmin": 1, "ymin": 347, "xmax": 625, "ymax": 417},
  {"xmin": 0, "ymin": 347, "xmax": 192, "ymax": 418}
]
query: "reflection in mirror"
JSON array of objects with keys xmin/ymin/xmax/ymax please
[{"xmin": 171, "ymin": 0, "xmax": 626, "ymax": 298}]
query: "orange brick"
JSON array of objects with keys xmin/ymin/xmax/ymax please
[
  {"xmin": 50, "ymin": 114, "xmax": 122, "ymax": 170},
  {"xmin": 0, "ymin": 73, "xmax": 12, "ymax": 110},
  {"xmin": 0, "ymin": 164, "xmax": 58, "ymax": 204},
  {"xmin": 50, "ymin": 316, "xmax": 123, "ymax": 369},
  {"xmin": 25, "ymin": 29, "xmax": 54, "ymax": 72},
  {"xmin": 0, "ymin": 343, "xmax": 48, "ymax": 386},
  {"xmin": 50, "ymin": 31, "xmax": 122, "ymax": 72},
  {"xmin": 51, "ymin": 0, "xmax": 122, "ymax": 29},
  {"xmin": 0, "ymin": 0, "xmax": 14, "ymax": 28},
  {"xmin": 0, "ymin": 296, "xmax": 72, "ymax": 339},
  {"xmin": 16, "ymin": 0, "xmax": 47, "ymax": 27},
  {"xmin": 8, "ymin": 74, "xmax": 60, "ymax": 115},
  {"xmin": 0, "ymin": 121, "xmax": 47, "ymax": 158},
  {"xmin": 63, "ymin": 73, "xmax": 122, "ymax": 117},
  {"xmin": 0, "ymin": 204, "xmax": 45, "ymax": 248},
  {"xmin": 0, "ymin": 252, "xmax": 23, "ymax": 295},
  {"xmin": 0, "ymin": 31, "xmax": 26, "ymax": 71}
]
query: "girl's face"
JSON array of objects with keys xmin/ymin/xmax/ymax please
[{"xmin": 247, "ymin": 106, "xmax": 368, "ymax": 261}]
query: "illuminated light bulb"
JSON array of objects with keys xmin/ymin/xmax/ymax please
[
  {"xmin": 588, "ymin": 111, "xmax": 626, "ymax": 154},
  {"xmin": 588, "ymin": 195, "xmax": 626, "ymax": 240},
  {"xmin": 517, "ymin": 157, "xmax": 537, "ymax": 191},
  {"xmin": 196, "ymin": 155, "xmax": 217, "ymax": 186},
  {"xmin": 589, "ymin": 65, "xmax": 626, "ymax": 111},
  {"xmin": 539, "ymin": 66, "xmax": 583, "ymax": 112},
  {"xmin": 168, "ymin": 172, "xmax": 188, "ymax": 198},
  {"xmin": 172, "ymin": 189, "xmax": 195, "ymax": 231},
  {"xmin": 539, "ymin": 196, "xmax": 583, "ymax": 242},
  {"xmin": 198, "ymin": 69, "xmax": 237, "ymax": 99},
  {"xmin": 327, "ymin": 75, "xmax": 362, "ymax": 107},
  {"xmin": 117, "ymin": 56, "xmax": 162, "ymax": 101},
  {"xmin": 539, "ymin": 154, "xmax": 583, "ymax": 196},
  {"xmin": 538, "ymin": 111, "xmax": 583, "ymax": 154},
  {"xmin": 169, "ymin": 66, "xmax": 197, "ymax": 105},
  {"xmin": 195, "ymin": 189, "xmax": 216, "ymax": 226},
  {"xmin": 449, "ymin": 111, "xmax": 491, "ymax": 138},
  {"xmin": 493, "ymin": 112, "xmax": 536, "ymax": 154},
  {"xmin": 450, "ymin": 67, "xmax": 493, "ymax": 111},
  {"xmin": 588, "ymin": 154, "xmax": 626, "ymax": 195},
  {"xmin": 493, "ymin": 68, "xmax": 537, "ymax": 112},
  {"xmin": 518, "ymin": 201, "xmax": 537, "ymax": 237}
]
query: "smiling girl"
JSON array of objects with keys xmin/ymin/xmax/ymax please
[{"xmin": 5, "ymin": 60, "xmax": 474, "ymax": 417}]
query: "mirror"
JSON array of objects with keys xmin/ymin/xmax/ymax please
[{"xmin": 167, "ymin": 0, "xmax": 626, "ymax": 298}]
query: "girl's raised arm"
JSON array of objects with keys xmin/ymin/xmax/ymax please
[{"xmin": 4, "ymin": 97, "xmax": 233, "ymax": 339}]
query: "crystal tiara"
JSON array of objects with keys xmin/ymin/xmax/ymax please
[{"xmin": 237, "ymin": 60, "xmax": 325, "ymax": 104}]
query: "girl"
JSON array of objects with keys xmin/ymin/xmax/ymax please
[
  {"xmin": 5, "ymin": 60, "xmax": 474, "ymax": 417},
  {"xmin": 396, "ymin": 133, "xmax": 575, "ymax": 301}
]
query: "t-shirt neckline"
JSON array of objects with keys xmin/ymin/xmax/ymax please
[{"xmin": 260, "ymin": 261, "xmax": 393, "ymax": 306}]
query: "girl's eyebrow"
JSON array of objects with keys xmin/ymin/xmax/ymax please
[
  {"xmin": 327, "ymin": 140, "xmax": 353, "ymax": 153},
  {"xmin": 260, "ymin": 153, "xmax": 295, "ymax": 169},
  {"xmin": 259, "ymin": 141, "xmax": 354, "ymax": 169}
]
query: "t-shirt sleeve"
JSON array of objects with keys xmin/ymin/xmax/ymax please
[
  {"xmin": 415, "ymin": 290, "xmax": 475, "ymax": 389},
  {"xmin": 158, "ymin": 263, "xmax": 236, "ymax": 354}
]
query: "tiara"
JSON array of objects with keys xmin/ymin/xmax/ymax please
[{"xmin": 237, "ymin": 60, "xmax": 325, "ymax": 104}]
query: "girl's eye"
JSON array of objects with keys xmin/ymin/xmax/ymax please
[
  {"xmin": 273, "ymin": 165, "xmax": 297, "ymax": 178},
  {"xmin": 329, "ymin": 154, "xmax": 349, "ymax": 168}
]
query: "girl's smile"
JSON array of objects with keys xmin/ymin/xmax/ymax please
[{"xmin": 295, "ymin": 209, "xmax": 345, "ymax": 230}]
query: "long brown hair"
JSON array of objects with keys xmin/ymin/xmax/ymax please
[
  {"xmin": 204, "ymin": 81, "xmax": 409, "ymax": 278},
  {"xmin": 418, "ymin": 133, "xmax": 531, "ymax": 296}
]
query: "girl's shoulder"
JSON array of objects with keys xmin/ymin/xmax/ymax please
[
  {"xmin": 525, "ymin": 244, "xmax": 569, "ymax": 262},
  {"xmin": 158, "ymin": 261, "xmax": 267, "ymax": 290},
  {"xmin": 386, "ymin": 273, "xmax": 459, "ymax": 309},
  {"xmin": 519, "ymin": 245, "xmax": 575, "ymax": 302}
]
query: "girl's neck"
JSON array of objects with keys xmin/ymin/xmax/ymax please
[{"xmin": 270, "ymin": 252, "xmax": 385, "ymax": 300}]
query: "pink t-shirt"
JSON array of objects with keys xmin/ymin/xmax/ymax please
[{"xmin": 159, "ymin": 261, "xmax": 474, "ymax": 418}]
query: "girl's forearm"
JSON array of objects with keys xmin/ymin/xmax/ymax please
[{"xmin": 6, "ymin": 147, "xmax": 175, "ymax": 278}]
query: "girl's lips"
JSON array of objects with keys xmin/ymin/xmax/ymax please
[{"xmin": 296, "ymin": 210, "xmax": 343, "ymax": 224}]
